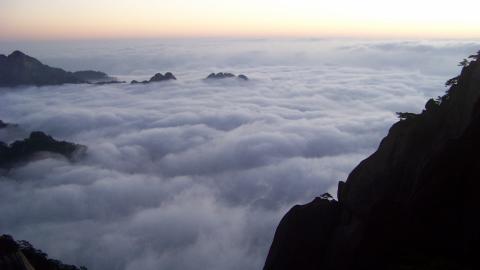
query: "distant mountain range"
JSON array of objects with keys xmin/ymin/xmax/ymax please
[
  {"xmin": 264, "ymin": 51, "xmax": 480, "ymax": 269},
  {"xmin": 0, "ymin": 51, "xmax": 249, "ymax": 87},
  {"xmin": 0, "ymin": 50, "xmax": 121, "ymax": 86}
]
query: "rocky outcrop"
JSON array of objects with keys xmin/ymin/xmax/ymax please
[
  {"xmin": 131, "ymin": 72, "xmax": 176, "ymax": 84},
  {"xmin": 264, "ymin": 198, "xmax": 342, "ymax": 270},
  {"xmin": 205, "ymin": 72, "xmax": 249, "ymax": 81},
  {"xmin": 0, "ymin": 235, "xmax": 87, "ymax": 270},
  {"xmin": 0, "ymin": 51, "xmax": 83, "ymax": 86},
  {"xmin": 0, "ymin": 131, "xmax": 86, "ymax": 169},
  {"xmin": 238, "ymin": 74, "xmax": 249, "ymax": 81},
  {"xmin": 265, "ymin": 51, "xmax": 480, "ymax": 270},
  {"xmin": 0, "ymin": 235, "xmax": 35, "ymax": 270},
  {"xmin": 0, "ymin": 51, "xmax": 119, "ymax": 86},
  {"xmin": 150, "ymin": 72, "xmax": 176, "ymax": 82}
]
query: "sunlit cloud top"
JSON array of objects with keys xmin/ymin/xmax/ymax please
[{"xmin": 1, "ymin": 0, "xmax": 480, "ymax": 40}]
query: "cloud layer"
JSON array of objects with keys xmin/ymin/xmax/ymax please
[{"xmin": 0, "ymin": 39, "xmax": 471, "ymax": 270}]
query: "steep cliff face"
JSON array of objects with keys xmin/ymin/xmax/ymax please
[
  {"xmin": 0, "ymin": 235, "xmax": 86, "ymax": 270},
  {"xmin": 0, "ymin": 235, "xmax": 35, "ymax": 270},
  {"xmin": 341, "ymin": 56, "xmax": 480, "ymax": 216},
  {"xmin": 264, "ymin": 198, "xmax": 342, "ymax": 270},
  {"xmin": 265, "ymin": 53, "xmax": 480, "ymax": 270}
]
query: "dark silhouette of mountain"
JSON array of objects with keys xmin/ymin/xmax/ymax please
[
  {"xmin": 0, "ymin": 234, "xmax": 87, "ymax": 270},
  {"xmin": 72, "ymin": 70, "xmax": 121, "ymax": 84},
  {"xmin": 0, "ymin": 131, "xmax": 86, "ymax": 169},
  {"xmin": 264, "ymin": 51, "xmax": 480, "ymax": 270},
  {"xmin": 131, "ymin": 72, "xmax": 177, "ymax": 84},
  {"xmin": 238, "ymin": 74, "xmax": 249, "ymax": 81},
  {"xmin": 205, "ymin": 72, "xmax": 249, "ymax": 81},
  {"xmin": 72, "ymin": 70, "xmax": 108, "ymax": 81},
  {"xmin": 92, "ymin": 80, "xmax": 126, "ymax": 85},
  {"xmin": 150, "ymin": 72, "xmax": 176, "ymax": 82},
  {"xmin": 0, "ymin": 51, "xmax": 83, "ymax": 86},
  {"xmin": 0, "ymin": 51, "xmax": 119, "ymax": 86}
]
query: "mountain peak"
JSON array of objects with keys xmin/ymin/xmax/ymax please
[
  {"xmin": 0, "ymin": 50, "xmax": 121, "ymax": 86},
  {"xmin": 8, "ymin": 50, "xmax": 26, "ymax": 58}
]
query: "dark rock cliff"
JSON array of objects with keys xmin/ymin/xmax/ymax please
[
  {"xmin": 0, "ymin": 235, "xmax": 87, "ymax": 270},
  {"xmin": 264, "ymin": 52, "xmax": 480, "ymax": 270}
]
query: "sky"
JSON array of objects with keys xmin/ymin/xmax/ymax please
[
  {"xmin": 1, "ymin": 0, "xmax": 480, "ymax": 40},
  {"xmin": 1, "ymin": 39, "xmax": 479, "ymax": 270}
]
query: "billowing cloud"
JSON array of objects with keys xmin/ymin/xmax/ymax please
[{"xmin": 0, "ymin": 39, "xmax": 470, "ymax": 270}]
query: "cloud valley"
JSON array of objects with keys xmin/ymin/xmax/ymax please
[{"xmin": 0, "ymin": 39, "xmax": 476, "ymax": 270}]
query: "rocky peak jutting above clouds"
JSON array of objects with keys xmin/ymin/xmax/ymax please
[
  {"xmin": 206, "ymin": 72, "xmax": 249, "ymax": 81},
  {"xmin": 0, "ymin": 51, "xmax": 120, "ymax": 86},
  {"xmin": 131, "ymin": 72, "xmax": 177, "ymax": 84},
  {"xmin": 0, "ymin": 128, "xmax": 86, "ymax": 169},
  {"xmin": 1, "ymin": 51, "xmax": 253, "ymax": 87}
]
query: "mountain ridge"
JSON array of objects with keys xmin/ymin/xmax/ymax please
[
  {"xmin": 264, "ymin": 51, "xmax": 480, "ymax": 270},
  {"xmin": 0, "ymin": 131, "xmax": 86, "ymax": 169},
  {"xmin": 0, "ymin": 51, "xmax": 119, "ymax": 86}
]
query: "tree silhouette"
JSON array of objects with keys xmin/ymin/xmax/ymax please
[
  {"xmin": 396, "ymin": 112, "xmax": 418, "ymax": 120},
  {"xmin": 320, "ymin": 193, "xmax": 333, "ymax": 200},
  {"xmin": 445, "ymin": 76, "xmax": 460, "ymax": 87},
  {"xmin": 424, "ymin": 98, "xmax": 440, "ymax": 112},
  {"xmin": 458, "ymin": 58, "xmax": 470, "ymax": 67},
  {"xmin": 468, "ymin": 50, "xmax": 480, "ymax": 61}
]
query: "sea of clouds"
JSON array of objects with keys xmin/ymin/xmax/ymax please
[{"xmin": 0, "ymin": 38, "xmax": 478, "ymax": 270}]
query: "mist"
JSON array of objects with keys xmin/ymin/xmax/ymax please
[{"xmin": 0, "ymin": 38, "xmax": 477, "ymax": 270}]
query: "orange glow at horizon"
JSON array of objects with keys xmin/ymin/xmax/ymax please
[{"xmin": 1, "ymin": 0, "xmax": 480, "ymax": 40}]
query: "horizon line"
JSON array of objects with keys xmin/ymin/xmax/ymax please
[{"xmin": 2, "ymin": 34, "xmax": 480, "ymax": 43}]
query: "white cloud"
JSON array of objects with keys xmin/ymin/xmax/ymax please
[{"xmin": 0, "ymin": 39, "xmax": 471, "ymax": 270}]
